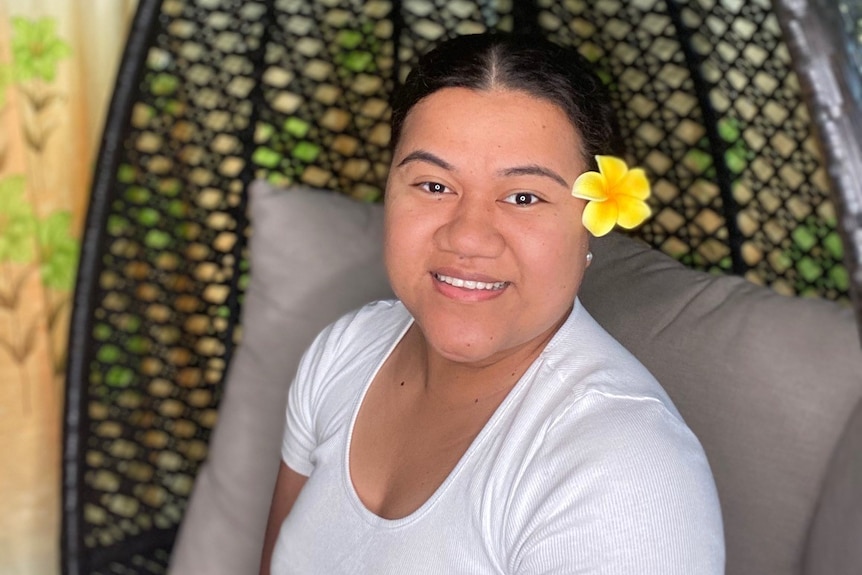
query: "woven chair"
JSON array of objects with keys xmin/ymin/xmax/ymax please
[{"xmin": 62, "ymin": 1, "xmax": 862, "ymax": 574}]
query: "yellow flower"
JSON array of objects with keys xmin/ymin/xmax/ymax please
[{"xmin": 571, "ymin": 155, "xmax": 652, "ymax": 237}]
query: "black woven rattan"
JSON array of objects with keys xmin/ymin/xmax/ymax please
[{"xmin": 63, "ymin": 1, "xmax": 862, "ymax": 573}]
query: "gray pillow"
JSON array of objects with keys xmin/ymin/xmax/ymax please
[
  {"xmin": 580, "ymin": 233, "xmax": 862, "ymax": 575},
  {"xmin": 803, "ymin": 397, "xmax": 862, "ymax": 575},
  {"xmin": 168, "ymin": 182, "xmax": 392, "ymax": 575},
  {"xmin": 170, "ymin": 182, "xmax": 862, "ymax": 575}
]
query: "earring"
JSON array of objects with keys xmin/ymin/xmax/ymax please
[{"xmin": 586, "ymin": 251, "xmax": 593, "ymax": 264}]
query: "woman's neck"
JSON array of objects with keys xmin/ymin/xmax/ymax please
[{"xmin": 399, "ymin": 318, "xmax": 561, "ymax": 408}]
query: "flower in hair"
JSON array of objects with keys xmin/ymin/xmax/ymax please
[{"xmin": 571, "ymin": 155, "xmax": 652, "ymax": 237}]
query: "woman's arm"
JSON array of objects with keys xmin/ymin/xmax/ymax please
[{"xmin": 259, "ymin": 462, "xmax": 309, "ymax": 575}]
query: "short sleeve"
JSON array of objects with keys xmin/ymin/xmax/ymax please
[
  {"xmin": 505, "ymin": 391, "xmax": 725, "ymax": 574},
  {"xmin": 280, "ymin": 321, "xmax": 338, "ymax": 476}
]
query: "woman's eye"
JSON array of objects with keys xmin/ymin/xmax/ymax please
[
  {"xmin": 504, "ymin": 192, "xmax": 541, "ymax": 206},
  {"xmin": 420, "ymin": 182, "xmax": 449, "ymax": 194}
]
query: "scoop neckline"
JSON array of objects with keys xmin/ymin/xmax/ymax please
[{"xmin": 341, "ymin": 301, "xmax": 576, "ymax": 528}]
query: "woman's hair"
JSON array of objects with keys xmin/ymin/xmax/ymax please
[{"xmin": 389, "ymin": 33, "xmax": 624, "ymax": 169}]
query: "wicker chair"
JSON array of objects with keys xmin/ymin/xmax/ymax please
[{"xmin": 62, "ymin": 1, "xmax": 862, "ymax": 574}]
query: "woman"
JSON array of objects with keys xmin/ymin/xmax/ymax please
[{"xmin": 261, "ymin": 33, "xmax": 724, "ymax": 574}]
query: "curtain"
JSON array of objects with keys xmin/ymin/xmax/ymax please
[{"xmin": 0, "ymin": 1, "xmax": 137, "ymax": 573}]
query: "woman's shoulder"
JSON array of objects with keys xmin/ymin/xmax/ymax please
[
  {"xmin": 329, "ymin": 298, "xmax": 407, "ymax": 332},
  {"xmin": 497, "ymin": 387, "xmax": 725, "ymax": 573},
  {"xmin": 311, "ymin": 299, "xmax": 409, "ymax": 356},
  {"xmin": 539, "ymin": 299, "xmax": 676, "ymax": 412},
  {"xmin": 502, "ymin": 299, "xmax": 719, "ymax": 510},
  {"xmin": 292, "ymin": 299, "xmax": 409, "ymax": 397},
  {"xmin": 496, "ymin": 317, "xmax": 725, "ymax": 571},
  {"xmin": 285, "ymin": 299, "xmax": 410, "ymax": 438}
]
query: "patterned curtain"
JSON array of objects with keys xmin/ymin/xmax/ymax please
[{"xmin": 0, "ymin": 1, "xmax": 137, "ymax": 573}]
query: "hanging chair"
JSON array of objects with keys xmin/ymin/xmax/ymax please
[{"xmin": 62, "ymin": 1, "xmax": 862, "ymax": 574}]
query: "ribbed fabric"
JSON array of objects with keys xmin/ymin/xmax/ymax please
[{"xmin": 272, "ymin": 299, "xmax": 724, "ymax": 574}]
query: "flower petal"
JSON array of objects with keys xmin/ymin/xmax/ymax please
[
  {"xmin": 617, "ymin": 168, "xmax": 651, "ymax": 200},
  {"xmin": 571, "ymin": 171, "xmax": 608, "ymax": 201},
  {"xmin": 615, "ymin": 195, "xmax": 652, "ymax": 229},
  {"xmin": 582, "ymin": 198, "xmax": 618, "ymax": 237},
  {"xmin": 596, "ymin": 155, "xmax": 628, "ymax": 187}
]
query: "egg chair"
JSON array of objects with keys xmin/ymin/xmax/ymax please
[{"xmin": 62, "ymin": 1, "xmax": 862, "ymax": 574}]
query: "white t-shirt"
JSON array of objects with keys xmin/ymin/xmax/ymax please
[{"xmin": 272, "ymin": 299, "xmax": 724, "ymax": 574}]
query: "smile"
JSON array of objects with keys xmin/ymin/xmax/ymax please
[{"xmin": 433, "ymin": 273, "xmax": 508, "ymax": 291}]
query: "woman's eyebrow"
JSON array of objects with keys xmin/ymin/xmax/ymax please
[
  {"xmin": 396, "ymin": 152, "xmax": 568, "ymax": 188},
  {"xmin": 499, "ymin": 165, "xmax": 568, "ymax": 188},
  {"xmin": 396, "ymin": 150, "xmax": 455, "ymax": 171}
]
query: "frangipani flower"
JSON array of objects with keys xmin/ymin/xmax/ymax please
[{"xmin": 571, "ymin": 155, "xmax": 652, "ymax": 237}]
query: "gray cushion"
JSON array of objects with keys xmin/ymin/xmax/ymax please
[
  {"xmin": 581, "ymin": 233, "xmax": 862, "ymax": 575},
  {"xmin": 170, "ymin": 183, "xmax": 862, "ymax": 575},
  {"xmin": 803, "ymin": 397, "xmax": 862, "ymax": 575},
  {"xmin": 168, "ymin": 182, "xmax": 392, "ymax": 575}
]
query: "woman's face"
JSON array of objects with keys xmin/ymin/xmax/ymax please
[{"xmin": 384, "ymin": 87, "xmax": 591, "ymax": 366}]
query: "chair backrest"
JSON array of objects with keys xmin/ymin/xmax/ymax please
[{"xmin": 63, "ymin": 0, "xmax": 862, "ymax": 573}]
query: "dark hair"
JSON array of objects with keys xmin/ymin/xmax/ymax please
[{"xmin": 390, "ymin": 34, "xmax": 624, "ymax": 169}]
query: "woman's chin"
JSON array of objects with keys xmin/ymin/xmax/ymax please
[{"xmin": 419, "ymin": 324, "xmax": 512, "ymax": 367}]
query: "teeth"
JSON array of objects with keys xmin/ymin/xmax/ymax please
[{"xmin": 434, "ymin": 273, "xmax": 507, "ymax": 290}]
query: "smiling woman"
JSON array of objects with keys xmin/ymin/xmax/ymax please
[{"xmin": 261, "ymin": 33, "xmax": 724, "ymax": 575}]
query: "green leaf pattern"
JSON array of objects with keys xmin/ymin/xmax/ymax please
[
  {"xmin": 37, "ymin": 210, "xmax": 79, "ymax": 291},
  {"xmin": 10, "ymin": 16, "xmax": 72, "ymax": 83},
  {"xmin": 0, "ymin": 176, "xmax": 81, "ymax": 292},
  {"xmin": 0, "ymin": 176, "xmax": 37, "ymax": 264},
  {"xmin": 0, "ymin": 18, "xmax": 79, "ymax": 295}
]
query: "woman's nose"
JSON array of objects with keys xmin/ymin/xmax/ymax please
[{"xmin": 434, "ymin": 196, "xmax": 505, "ymax": 258}]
